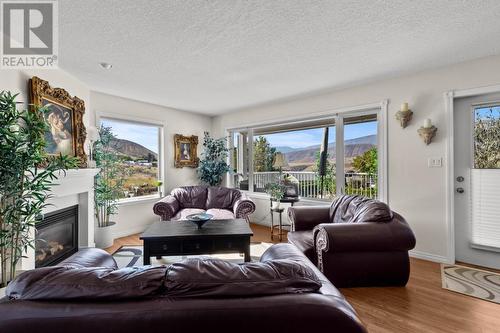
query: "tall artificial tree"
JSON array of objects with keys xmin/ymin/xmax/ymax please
[
  {"xmin": 93, "ymin": 125, "xmax": 124, "ymax": 227},
  {"xmin": 198, "ymin": 132, "xmax": 230, "ymax": 186},
  {"xmin": 0, "ymin": 91, "xmax": 78, "ymax": 287}
]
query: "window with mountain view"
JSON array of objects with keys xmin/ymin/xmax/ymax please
[
  {"xmin": 252, "ymin": 125, "xmax": 336, "ymax": 198},
  {"xmin": 229, "ymin": 112, "xmax": 379, "ymax": 200},
  {"xmin": 100, "ymin": 118, "xmax": 162, "ymax": 199}
]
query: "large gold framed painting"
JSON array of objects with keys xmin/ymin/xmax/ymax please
[{"xmin": 29, "ymin": 76, "xmax": 87, "ymax": 167}]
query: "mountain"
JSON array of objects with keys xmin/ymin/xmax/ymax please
[
  {"xmin": 283, "ymin": 134, "xmax": 376, "ymax": 165},
  {"xmin": 109, "ymin": 138, "xmax": 158, "ymax": 160},
  {"xmin": 344, "ymin": 134, "xmax": 377, "ymax": 145},
  {"xmin": 274, "ymin": 146, "xmax": 298, "ymax": 153}
]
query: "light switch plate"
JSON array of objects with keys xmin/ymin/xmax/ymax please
[{"xmin": 428, "ymin": 157, "xmax": 442, "ymax": 168}]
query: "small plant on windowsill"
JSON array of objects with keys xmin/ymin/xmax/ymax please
[
  {"xmin": 264, "ymin": 183, "xmax": 286, "ymax": 210},
  {"xmin": 93, "ymin": 125, "xmax": 124, "ymax": 249},
  {"xmin": 155, "ymin": 180, "xmax": 164, "ymax": 197},
  {"xmin": 0, "ymin": 91, "xmax": 78, "ymax": 288}
]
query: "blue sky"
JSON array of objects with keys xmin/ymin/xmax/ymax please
[
  {"xmin": 101, "ymin": 118, "xmax": 159, "ymax": 153},
  {"xmin": 475, "ymin": 106, "xmax": 500, "ymax": 120},
  {"xmin": 263, "ymin": 121, "xmax": 377, "ymax": 148}
]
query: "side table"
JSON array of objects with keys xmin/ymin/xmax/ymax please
[{"xmin": 270, "ymin": 197, "xmax": 299, "ymax": 241}]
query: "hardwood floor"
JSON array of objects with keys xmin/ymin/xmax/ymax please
[
  {"xmin": 341, "ymin": 259, "xmax": 499, "ymax": 333},
  {"xmin": 106, "ymin": 225, "xmax": 499, "ymax": 333}
]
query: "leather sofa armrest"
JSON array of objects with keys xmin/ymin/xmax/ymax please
[
  {"xmin": 57, "ymin": 248, "xmax": 117, "ymax": 269},
  {"xmin": 288, "ymin": 206, "xmax": 330, "ymax": 231},
  {"xmin": 233, "ymin": 193, "xmax": 256, "ymax": 219},
  {"xmin": 314, "ymin": 213, "xmax": 416, "ymax": 253},
  {"xmin": 153, "ymin": 195, "xmax": 180, "ymax": 221}
]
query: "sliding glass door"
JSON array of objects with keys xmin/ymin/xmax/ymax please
[
  {"xmin": 342, "ymin": 114, "xmax": 378, "ymax": 198},
  {"xmin": 228, "ymin": 109, "xmax": 381, "ymax": 200}
]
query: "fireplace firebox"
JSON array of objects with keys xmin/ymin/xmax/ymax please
[{"xmin": 35, "ymin": 205, "xmax": 79, "ymax": 268}]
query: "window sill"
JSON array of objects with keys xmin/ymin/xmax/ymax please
[
  {"xmin": 470, "ymin": 243, "xmax": 500, "ymax": 253},
  {"xmin": 117, "ymin": 194, "xmax": 161, "ymax": 206}
]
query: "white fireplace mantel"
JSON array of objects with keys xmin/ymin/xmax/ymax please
[
  {"xmin": 21, "ymin": 168, "xmax": 99, "ymax": 270},
  {"xmin": 51, "ymin": 168, "xmax": 99, "ymax": 198}
]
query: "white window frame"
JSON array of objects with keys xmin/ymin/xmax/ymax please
[
  {"xmin": 225, "ymin": 100, "xmax": 388, "ymax": 203},
  {"xmin": 96, "ymin": 111, "xmax": 166, "ymax": 205}
]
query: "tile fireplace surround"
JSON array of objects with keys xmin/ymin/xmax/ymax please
[{"xmin": 21, "ymin": 168, "xmax": 99, "ymax": 271}]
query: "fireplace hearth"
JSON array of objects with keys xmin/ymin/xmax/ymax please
[{"xmin": 35, "ymin": 205, "xmax": 79, "ymax": 268}]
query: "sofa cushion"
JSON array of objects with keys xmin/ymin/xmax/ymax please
[
  {"xmin": 206, "ymin": 186, "xmax": 241, "ymax": 209},
  {"xmin": 287, "ymin": 230, "xmax": 316, "ymax": 265},
  {"xmin": 329, "ymin": 195, "xmax": 393, "ymax": 224},
  {"xmin": 165, "ymin": 258, "xmax": 321, "ymax": 297},
  {"xmin": 171, "ymin": 208, "xmax": 206, "ymax": 221},
  {"xmin": 6, "ymin": 266, "xmax": 167, "ymax": 300},
  {"xmin": 171, "ymin": 186, "xmax": 208, "ymax": 209},
  {"xmin": 206, "ymin": 208, "xmax": 235, "ymax": 220}
]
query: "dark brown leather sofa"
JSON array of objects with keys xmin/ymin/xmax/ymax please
[
  {"xmin": 288, "ymin": 195, "xmax": 416, "ymax": 288},
  {"xmin": 0, "ymin": 244, "xmax": 367, "ymax": 333},
  {"xmin": 153, "ymin": 186, "xmax": 256, "ymax": 222}
]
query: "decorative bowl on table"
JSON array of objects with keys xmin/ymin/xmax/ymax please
[{"xmin": 185, "ymin": 213, "xmax": 214, "ymax": 229}]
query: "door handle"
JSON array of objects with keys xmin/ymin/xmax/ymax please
[{"xmin": 456, "ymin": 187, "xmax": 464, "ymax": 194}]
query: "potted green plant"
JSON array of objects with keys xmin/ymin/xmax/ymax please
[
  {"xmin": 93, "ymin": 125, "xmax": 124, "ymax": 248},
  {"xmin": 198, "ymin": 132, "xmax": 230, "ymax": 186},
  {"xmin": 264, "ymin": 183, "xmax": 286, "ymax": 209},
  {"xmin": 0, "ymin": 91, "xmax": 78, "ymax": 288}
]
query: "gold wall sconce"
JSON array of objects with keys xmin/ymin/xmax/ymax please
[
  {"xmin": 396, "ymin": 102, "xmax": 413, "ymax": 128},
  {"xmin": 417, "ymin": 118, "xmax": 437, "ymax": 145}
]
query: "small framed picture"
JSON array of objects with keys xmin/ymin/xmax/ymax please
[{"xmin": 174, "ymin": 134, "xmax": 198, "ymax": 168}]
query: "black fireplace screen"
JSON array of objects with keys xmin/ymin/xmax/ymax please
[{"xmin": 35, "ymin": 205, "xmax": 78, "ymax": 268}]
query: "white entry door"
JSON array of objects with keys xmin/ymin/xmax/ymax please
[{"xmin": 454, "ymin": 93, "xmax": 500, "ymax": 270}]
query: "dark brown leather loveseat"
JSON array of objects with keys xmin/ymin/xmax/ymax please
[
  {"xmin": 288, "ymin": 195, "xmax": 416, "ymax": 287},
  {"xmin": 0, "ymin": 244, "xmax": 367, "ymax": 333},
  {"xmin": 153, "ymin": 186, "xmax": 256, "ymax": 222}
]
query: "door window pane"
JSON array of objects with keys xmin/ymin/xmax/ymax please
[
  {"xmin": 474, "ymin": 105, "xmax": 500, "ymax": 169},
  {"xmin": 343, "ymin": 114, "xmax": 378, "ymax": 199}
]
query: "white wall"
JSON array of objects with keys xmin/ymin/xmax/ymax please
[
  {"xmin": 90, "ymin": 91, "xmax": 212, "ymax": 238},
  {"xmin": 212, "ymin": 54, "xmax": 500, "ymax": 263},
  {"xmin": 0, "ymin": 69, "xmax": 91, "ymax": 127}
]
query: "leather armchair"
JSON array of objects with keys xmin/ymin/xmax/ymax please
[{"xmin": 288, "ymin": 195, "xmax": 416, "ymax": 287}]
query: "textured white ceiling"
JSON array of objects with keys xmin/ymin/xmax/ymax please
[{"xmin": 59, "ymin": 0, "xmax": 500, "ymax": 115}]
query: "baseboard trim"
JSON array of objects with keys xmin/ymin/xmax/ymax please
[{"xmin": 409, "ymin": 250, "xmax": 450, "ymax": 264}]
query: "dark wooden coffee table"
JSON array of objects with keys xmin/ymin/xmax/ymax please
[{"xmin": 140, "ymin": 219, "xmax": 254, "ymax": 265}]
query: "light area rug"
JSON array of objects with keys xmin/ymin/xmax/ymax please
[
  {"xmin": 441, "ymin": 264, "xmax": 500, "ymax": 304},
  {"xmin": 113, "ymin": 243, "xmax": 273, "ymax": 268}
]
